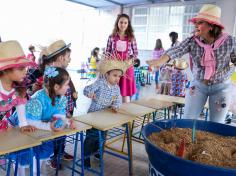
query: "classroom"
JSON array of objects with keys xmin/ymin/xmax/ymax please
[{"xmin": 0, "ymin": 0, "xmax": 236, "ymax": 175}]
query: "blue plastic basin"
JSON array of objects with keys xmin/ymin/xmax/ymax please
[{"xmin": 142, "ymin": 119, "xmax": 236, "ymax": 176}]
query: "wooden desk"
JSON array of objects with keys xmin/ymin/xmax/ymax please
[
  {"xmin": 74, "ymin": 110, "xmax": 136, "ymax": 176},
  {"xmin": 146, "ymin": 94, "xmax": 209, "ymax": 108},
  {"xmin": 154, "ymin": 94, "xmax": 185, "ymax": 104},
  {"xmin": 0, "ymin": 129, "xmax": 41, "ymax": 176},
  {"xmin": 23, "ymin": 121, "xmax": 91, "ymax": 176},
  {"xmin": 131, "ymin": 98, "xmax": 173, "ymax": 110},
  {"xmin": 24, "ymin": 121, "xmax": 91, "ymax": 142},
  {"xmin": 0, "ymin": 129, "xmax": 41, "ymax": 155},
  {"xmin": 74, "ymin": 110, "xmax": 136, "ymax": 131},
  {"xmin": 118, "ymin": 103, "xmax": 156, "ymax": 117}
]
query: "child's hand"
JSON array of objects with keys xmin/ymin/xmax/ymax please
[
  {"xmin": 50, "ymin": 121, "xmax": 64, "ymax": 132},
  {"xmin": 88, "ymin": 93, "xmax": 96, "ymax": 99},
  {"xmin": 111, "ymin": 107, "xmax": 118, "ymax": 113},
  {"xmin": 69, "ymin": 119, "xmax": 76, "ymax": 130},
  {"xmin": 20, "ymin": 125, "xmax": 37, "ymax": 133}
]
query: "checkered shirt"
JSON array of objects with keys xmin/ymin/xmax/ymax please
[
  {"xmin": 170, "ymin": 70, "xmax": 188, "ymax": 97},
  {"xmin": 106, "ymin": 34, "xmax": 138, "ymax": 58},
  {"xmin": 66, "ymin": 88, "xmax": 75, "ymax": 114},
  {"xmin": 83, "ymin": 78, "xmax": 122, "ymax": 113},
  {"xmin": 165, "ymin": 35, "xmax": 236, "ymax": 84},
  {"xmin": 134, "ymin": 67, "xmax": 145, "ymax": 86}
]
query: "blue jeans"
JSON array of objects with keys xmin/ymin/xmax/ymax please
[
  {"xmin": 155, "ymin": 71, "xmax": 159, "ymax": 84},
  {"xmin": 183, "ymin": 79, "xmax": 232, "ymax": 123},
  {"xmin": 132, "ymin": 84, "xmax": 141, "ymax": 101}
]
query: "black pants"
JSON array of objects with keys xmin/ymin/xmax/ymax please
[
  {"xmin": 84, "ymin": 128, "xmax": 107, "ymax": 166},
  {"xmin": 53, "ymin": 136, "xmax": 66, "ymax": 160}
]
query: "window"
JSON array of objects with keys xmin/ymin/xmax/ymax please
[{"xmin": 132, "ymin": 4, "xmax": 201, "ymax": 50}]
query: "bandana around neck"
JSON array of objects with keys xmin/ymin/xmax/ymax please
[{"xmin": 194, "ymin": 33, "xmax": 229, "ymax": 80}]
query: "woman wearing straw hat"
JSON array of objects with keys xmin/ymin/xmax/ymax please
[{"xmin": 147, "ymin": 4, "xmax": 236, "ymax": 123}]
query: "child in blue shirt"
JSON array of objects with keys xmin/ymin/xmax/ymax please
[{"xmin": 13, "ymin": 67, "xmax": 75, "ymax": 175}]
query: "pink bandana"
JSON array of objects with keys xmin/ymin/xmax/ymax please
[{"xmin": 194, "ymin": 33, "xmax": 229, "ymax": 80}]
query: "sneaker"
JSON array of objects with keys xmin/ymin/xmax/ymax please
[
  {"xmin": 84, "ymin": 158, "xmax": 91, "ymax": 168},
  {"xmin": 62, "ymin": 152, "xmax": 74, "ymax": 161},
  {"xmin": 94, "ymin": 153, "xmax": 100, "ymax": 160},
  {"xmin": 49, "ymin": 159, "xmax": 63, "ymax": 170}
]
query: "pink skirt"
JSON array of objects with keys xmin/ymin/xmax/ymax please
[{"xmin": 119, "ymin": 66, "xmax": 136, "ymax": 96}]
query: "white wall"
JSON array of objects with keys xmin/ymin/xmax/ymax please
[
  {"xmin": 0, "ymin": 0, "xmax": 121, "ymax": 69},
  {"xmin": 216, "ymin": 0, "xmax": 236, "ymax": 35}
]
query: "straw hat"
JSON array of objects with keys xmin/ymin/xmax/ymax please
[
  {"xmin": 189, "ymin": 4, "xmax": 224, "ymax": 29},
  {"xmin": 43, "ymin": 40, "xmax": 71, "ymax": 60},
  {"xmin": 166, "ymin": 59, "xmax": 175, "ymax": 66},
  {"xmin": 98, "ymin": 53, "xmax": 133, "ymax": 75},
  {"xmin": 0, "ymin": 40, "xmax": 35, "ymax": 71},
  {"xmin": 174, "ymin": 59, "xmax": 189, "ymax": 70}
]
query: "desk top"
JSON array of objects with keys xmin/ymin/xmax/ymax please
[
  {"xmin": 117, "ymin": 103, "xmax": 156, "ymax": 117},
  {"xmin": 146, "ymin": 94, "xmax": 209, "ymax": 108},
  {"xmin": 131, "ymin": 98, "xmax": 173, "ymax": 109},
  {"xmin": 24, "ymin": 121, "xmax": 91, "ymax": 142},
  {"xmin": 0, "ymin": 129, "xmax": 41, "ymax": 155},
  {"xmin": 154, "ymin": 94, "xmax": 185, "ymax": 104},
  {"xmin": 74, "ymin": 110, "xmax": 136, "ymax": 131}
]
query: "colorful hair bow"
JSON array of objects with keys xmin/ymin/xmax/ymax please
[{"xmin": 44, "ymin": 66, "xmax": 59, "ymax": 78}]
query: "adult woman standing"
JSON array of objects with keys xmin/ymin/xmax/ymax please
[
  {"xmin": 147, "ymin": 4, "xmax": 236, "ymax": 123},
  {"xmin": 106, "ymin": 14, "xmax": 138, "ymax": 103}
]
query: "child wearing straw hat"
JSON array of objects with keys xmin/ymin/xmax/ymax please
[
  {"xmin": 35, "ymin": 40, "xmax": 77, "ymax": 168},
  {"xmin": 147, "ymin": 4, "xmax": 236, "ymax": 123},
  {"xmin": 0, "ymin": 40, "xmax": 36, "ymax": 132},
  {"xmin": 83, "ymin": 53, "xmax": 132, "ymax": 168},
  {"xmin": 170, "ymin": 59, "xmax": 189, "ymax": 97}
]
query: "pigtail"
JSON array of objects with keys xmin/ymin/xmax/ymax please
[{"xmin": 48, "ymin": 80, "xmax": 57, "ymax": 106}]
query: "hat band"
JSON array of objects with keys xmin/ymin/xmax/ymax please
[
  {"xmin": 198, "ymin": 12, "xmax": 220, "ymax": 20},
  {"xmin": 0, "ymin": 55, "xmax": 27, "ymax": 63}
]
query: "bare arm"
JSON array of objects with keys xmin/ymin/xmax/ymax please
[
  {"xmin": 147, "ymin": 37, "xmax": 192, "ymax": 67},
  {"xmin": 146, "ymin": 54, "xmax": 170, "ymax": 67}
]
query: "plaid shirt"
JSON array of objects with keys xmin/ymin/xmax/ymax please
[
  {"xmin": 83, "ymin": 78, "xmax": 122, "ymax": 113},
  {"xmin": 165, "ymin": 35, "xmax": 236, "ymax": 84},
  {"xmin": 170, "ymin": 70, "xmax": 188, "ymax": 97},
  {"xmin": 106, "ymin": 34, "xmax": 138, "ymax": 58},
  {"xmin": 134, "ymin": 67, "xmax": 145, "ymax": 86},
  {"xmin": 66, "ymin": 88, "xmax": 75, "ymax": 114}
]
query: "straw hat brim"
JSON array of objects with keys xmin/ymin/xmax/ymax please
[
  {"xmin": 98, "ymin": 59, "xmax": 133, "ymax": 75},
  {"xmin": 189, "ymin": 16, "xmax": 224, "ymax": 29},
  {"xmin": 175, "ymin": 62, "xmax": 189, "ymax": 70},
  {"xmin": 45, "ymin": 43, "xmax": 71, "ymax": 60},
  {"xmin": 0, "ymin": 58, "xmax": 36, "ymax": 71}
]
